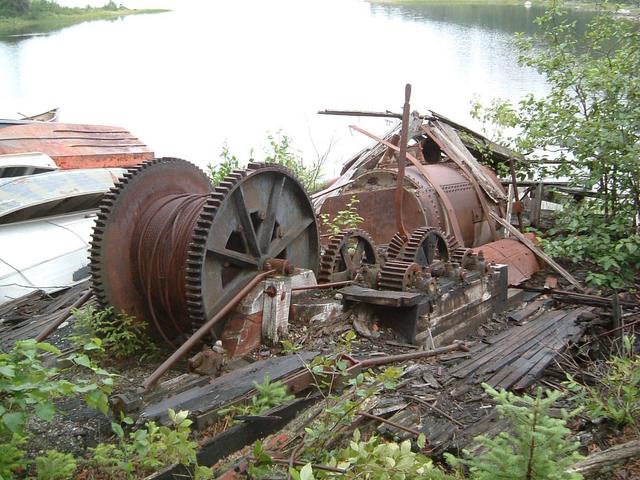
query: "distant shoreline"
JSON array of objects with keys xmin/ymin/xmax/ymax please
[
  {"xmin": 0, "ymin": 7, "xmax": 169, "ymax": 37},
  {"xmin": 367, "ymin": 0, "xmax": 640, "ymax": 20}
]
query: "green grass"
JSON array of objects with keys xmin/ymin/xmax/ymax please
[{"xmin": 0, "ymin": 7, "xmax": 169, "ymax": 37}]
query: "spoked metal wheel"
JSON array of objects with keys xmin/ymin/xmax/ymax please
[
  {"xmin": 90, "ymin": 159, "xmax": 319, "ymax": 345},
  {"xmin": 186, "ymin": 163, "xmax": 319, "ymax": 332},
  {"xmin": 318, "ymin": 229, "xmax": 379, "ymax": 284}
]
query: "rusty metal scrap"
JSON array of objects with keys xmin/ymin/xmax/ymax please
[{"xmin": 0, "ymin": 123, "xmax": 153, "ymax": 169}]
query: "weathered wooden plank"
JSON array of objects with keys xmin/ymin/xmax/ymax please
[
  {"xmin": 148, "ymin": 397, "xmax": 319, "ymax": 479},
  {"xmin": 339, "ymin": 285, "xmax": 426, "ymax": 307},
  {"xmin": 450, "ymin": 310, "xmax": 564, "ymax": 378},
  {"xmin": 140, "ymin": 352, "xmax": 317, "ymax": 425},
  {"xmin": 478, "ymin": 311, "xmax": 569, "ymax": 375},
  {"xmin": 488, "ymin": 321, "xmax": 570, "ymax": 389},
  {"xmin": 512, "ymin": 323, "xmax": 586, "ymax": 390},
  {"xmin": 508, "ymin": 298, "xmax": 553, "ymax": 323}
]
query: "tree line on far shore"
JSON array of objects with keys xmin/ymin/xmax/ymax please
[{"xmin": 0, "ymin": 0, "xmax": 122, "ymax": 18}]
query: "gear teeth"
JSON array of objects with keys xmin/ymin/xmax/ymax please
[
  {"xmin": 378, "ymin": 260, "xmax": 421, "ymax": 291},
  {"xmin": 386, "ymin": 232, "xmax": 407, "ymax": 260},
  {"xmin": 397, "ymin": 226, "xmax": 451, "ymax": 266},
  {"xmin": 184, "ymin": 161, "xmax": 317, "ymax": 331},
  {"xmin": 317, "ymin": 228, "xmax": 378, "ymax": 284},
  {"xmin": 451, "ymin": 247, "xmax": 472, "ymax": 267},
  {"xmin": 89, "ymin": 157, "xmax": 210, "ymax": 316}
]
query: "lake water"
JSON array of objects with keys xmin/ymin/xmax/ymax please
[{"xmin": 0, "ymin": 0, "xmax": 594, "ymax": 177}]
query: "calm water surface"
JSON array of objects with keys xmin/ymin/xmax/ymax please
[{"xmin": 0, "ymin": 1, "xmax": 593, "ymax": 176}]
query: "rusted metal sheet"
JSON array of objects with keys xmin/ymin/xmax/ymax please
[
  {"xmin": 0, "ymin": 123, "xmax": 153, "ymax": 169},
  {"xmin": 473, "ymin": 236, "xmax": 540, "ymax": 285},
  {"xmin": 0, "ymin": 167, "xmax": 125, "ymax": 224}
]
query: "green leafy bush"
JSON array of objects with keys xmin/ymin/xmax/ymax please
[
  {"xmin": 89, "ymin": 409, "xmax": 212, "ymax": 479},
  {"xmin": 447, "ymin": 385, "xmax": 583, "ymax": 480},
  {"xmin": 71, "ymin": 305, "xmax": 156, "ymax": 360},
  {"xmin": 540, "ymin": 202, "xmax": 640, "ymax": 289},
  {"xmin": 566, "ymin": 336, "xmax": 640, "ymax": 428},
  {"xmin": 471, "ymin": 1, "xmax": 640, "ymax": 286},
  {"xmin": 264, "ymin": 131, "xmax": 324, "ymax": 193},
  {"xmin": 206, "ymin": 132, "xmax": 325, "ymax": 193},
  {"xmin": 219, "ymin": 376, "xmax": 294, "ymax": 421},
  {"xmin": 289, "ymin": 429, "xmax": 454, "ymax": 480},
  {"xmin": 207, "ymin": 141, "xmax": 242, "ymax": 187},
  {"xmin": 0, "ymin": 339, "xmax": 114, "ymax": 478}
]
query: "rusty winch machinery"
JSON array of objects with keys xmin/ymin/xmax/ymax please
[
  {"xmin": 90, "ymin": 156, "xmax": 494, "ymax": 349},
  {"xmin": 317, "ymin": 226, "xmax": 488, "ymax": 293},
  {"xmin": 90, "ymin": 158, "xmax": 320, "ymax": 346}
]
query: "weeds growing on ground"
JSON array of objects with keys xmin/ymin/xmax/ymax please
[
  {"xmin": 71, "ymin": 305, "xmax": 157, "ymax": 361},
  {"xmin": 218, "ymin": 376, "xmax": 294, "ymax": 423},
  {"xmin": 566, "ymin": 335, "xmax": 640, "ymax": 429}
]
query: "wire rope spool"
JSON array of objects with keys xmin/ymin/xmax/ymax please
[{"xmin": 90, "ymin": 159, "xmax": 319, "ymax": 346}]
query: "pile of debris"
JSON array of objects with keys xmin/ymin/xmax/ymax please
[{"xmin": 1, "ymin": 92, "xmax": 639, "ymax": 479}]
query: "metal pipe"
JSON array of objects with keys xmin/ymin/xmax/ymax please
[
  {"xmin": 35, "ymin": 289, "xmax": 92, "ymax": 342},
  {"xmin": 395, "ymin": 84, "xmax": 411, "ymax": 239},
  {"xmin": 143, "ymin": 269, "xmax": 276, "ymax": 391},
  {"xmin": 292, "ymin": 280, "xmax": 354, "ymax": 291},
  {"xmin": 357, "ymin": 340, "xmax": 468, "ymax": 368}
]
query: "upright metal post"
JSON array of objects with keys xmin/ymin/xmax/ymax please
[{"xmin": 395, "ymin": 84, "xmax": 412, "ymax": 239}]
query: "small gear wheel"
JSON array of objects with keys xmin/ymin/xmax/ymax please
[
  {"xmin": 378, "ymin": 260, "xmax": 422, "ymax": 291},
  {"xmin": 451, "ymin": 247, "xmax": 473, "ymax": 268},
  {"xmin": 318, "ymin": 229, "xmax": 379, "ymax": 284}
]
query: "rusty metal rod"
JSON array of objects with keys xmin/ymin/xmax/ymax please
[
  {"xmin": 292, "ymin": 280, "xmax": 354, "ymax": 291},
  {"xmin": 601, "ymin": 317, "xmax": 640, "ymax": 336},
  {"xmin": 358, "ymin": 410, "xmax": 423, "ymax": 437},
  {"xmin": 357, "ymin": 341, "xmax": 469, "ymax": 368},
  {"xmin": 514, "ymin": 286, "xmax": 638, "ymax": 307},
  {"xmin": 395, "ymin": 84, "xmax": 411, "ymax": 239},
  {"xmin": 35, "ymin": 289, "xmax": 92, "ymax": 342},
  {"xmin": 509, "ymin": 156, "xmax": 524, "ymax": 233},
  {"xmin": 143, "ymin": 270, "xmax": 276, "ymax": 391}
]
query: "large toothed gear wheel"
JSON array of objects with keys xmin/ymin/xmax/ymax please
[
  {"xmin": 90, "ymin": 159, "xmax": 319, "ymax": 346},
  {"xmin": 378, "ymin": 260, "xmax": 422, "ymax": 291},
  {"xmin": 398, "ymin": 226, "xmax": 451, "ymax": 266},
  {"xmin": 186, "ymin": 162, "xmax": 319, "ymax": 332},
  {"xmin": 318, "ymin": 229, "xmax": 379, "ymax": 284}
]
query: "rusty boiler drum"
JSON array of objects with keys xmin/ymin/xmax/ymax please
[{"xmin": 318, "ymin": 162, "xmax": 505, "ymax": 248}]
